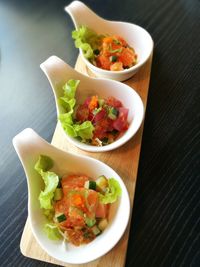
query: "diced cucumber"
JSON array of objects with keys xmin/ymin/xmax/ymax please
[
  {"xmin": 93, "ymin": 107, "xmax": 102, "ymax": 115},
  {"xmin": 57, "ymin": 176, "xmax": 62, "ymax": 188},
  {"xmin": 113, "ymin": 39, "xmax": 121, "ymax": 45},
  {"xmin": 108, "ymin": 107, "xmax": 119, "ymax": 120},
  {"xmin": 94, "ymin": 49, "xmax": 100, "ymax": 55},
  {"xmin": 98, "ymin": 218, "xmax": 108, "ymax": 231},
  {"xmin": 101, "ymin": 137, "xmax": 109, "ymax": 145},
  {"xmin": 84, "ymin": 180, "xmax": 96, "ymax": 190},
  {"xmin": 91, "ymin": 225, "xmax": 101, "ymax": 235},
  {"xmin": 96, "ymin": 175, "xmax": 108, "ymax": 192},
  {"xmin": 109, "ymin": 55, "xmax": 118, "ymax": 62},
  {"xmin": 56, "ymin": 213, "xmax": 66, "ymax": 223},
  {"xmin": 85, "ymin": 217, "xmax": 96, "ymax": 227},
  {"xmin": 110, "ymin": 129, "xmax": 119, "ymax": 135},
  {"xmin": 54, "ymin": 188, "xmax": 63, "ymax": 201},
  {"xmin": 98, "ymin": 98, "xmax": 105, "ymax": 107}
]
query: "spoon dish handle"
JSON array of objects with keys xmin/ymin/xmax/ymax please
[
  {"xmin": 40, "ymin": 55, "xmax": 76, "ymax": 96},
  {"xmin": 12, "ymin": 128, "xmax": 48, "ymax": 169},
  {"xmin": 65, "ymin": 0, "xmax": 103, "ymax": 28}
]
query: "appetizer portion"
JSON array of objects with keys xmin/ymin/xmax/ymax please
[
  {"xmin": 58, "ymin": 79, "xmax": 129, "ymax": 146},
  {"xmin": 72, "ymin": 26, "xmax": 137, "ymax": 71},
  {"xmin": 35, "ymin": 155, "xmax": 122, "ymax": 246}
]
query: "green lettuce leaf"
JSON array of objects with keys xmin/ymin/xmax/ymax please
[
  {"xmin": 73, "ymin": 121, "xmax": 94, "ymax": 140},
  {"xmin": 63, "ymin": 79, "xmax": 80, "ymax": 99},
  {"xmin": 59, "ymin": 112, "xmax": 76, "ymax": 137},
  {"xmin": 35, "ymin": 155, "xmax": 59, "ymax": 210},
  {"xmin": 35, "ymin": 155, "xmax": 53, "ymax": 174},
  {"xmin": 38, "ymin": 171, "xmax": 59, "ymax": 209},
  {"xmin": 58, "ymin": 79, "xmax": 94, "ymax": 142},
  {"xmin": 72, "ymin": 26, "xmax": 103, "ymax": 59},
  {"xmin": 99, "ymin": 178, "xmax": 122, "ymax": 204},
  {"xmin": 59, "ymin": 111, "xmax": 74, "ymax": 125},
  {"xmin": 59, "ymin": 97, "xmax": 76, "ymax": 112},
  {"xmin": 44, "ymin": 223, "xmax": 62, "ymax": 240}
]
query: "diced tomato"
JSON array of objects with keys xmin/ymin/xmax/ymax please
[
  {"xmin": 118, "ymin": 47, "xmax": 135, "ymax": 67},
  {"xmin": 113, "ymin": 107, "xmax": 129, "ymax": 131},
  {"xmin": 96, "ymin": 54, "xmax": 111, "ymax": 70},
  {"xmin": 75, "ymin": 105, "xmax": 89, "ymax": 122},
  {"xmin": 106, "ymin": 96, "xmax": 122, "ymax": 108}
]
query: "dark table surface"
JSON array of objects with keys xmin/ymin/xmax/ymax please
[{"xmin": 0, "ymin": 0, "xmax": 199, "ymax": 266}]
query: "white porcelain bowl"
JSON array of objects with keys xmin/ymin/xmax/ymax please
[
  {"xmin": 13, "ymin": 128, "xmax": 130, "ymax": 264},
  {"xmin": 65, "ymin": 1, "xmax": 153, "ymax": 81},
  {"xmin": 40, "ymin": 56, "xmax": 144, "ymax": 152}
]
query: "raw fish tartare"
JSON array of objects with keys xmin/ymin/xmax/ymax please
[
  {"xmin": 72, "ymin": 26, "xmax": 137, "ymax": 71},
  {"xmin": 58, "ymin": 79, "xmax": 129, "ymax": 146},
  {"xmin": 35, "ymin": 155, "xmax": 121, "ymax": 246}
]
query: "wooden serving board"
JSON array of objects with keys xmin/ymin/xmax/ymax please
[{"xmin": 20, "ymin": 54, "xmax": 152, "ymax": 267}]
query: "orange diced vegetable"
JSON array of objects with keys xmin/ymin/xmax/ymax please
[
  {"xmin": 102, "ymin": 36, "xmax": 113, "ymax": 43},
  {"xmin": 88, "ymin": 95, "xmax": 98, "ymax": 111}
]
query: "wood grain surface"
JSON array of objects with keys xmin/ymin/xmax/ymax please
[
  {"xmin": 20, "ymin": 54, "xmax": 152, "ymax": 267},
  {"xmin": 0, "ymin": 0, "xmax": 199, "ymax": 267}
]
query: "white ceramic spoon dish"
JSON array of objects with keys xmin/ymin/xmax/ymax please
[
  {"xmin": 40, "ymin": 55, "xmax": 144, "ymax": 152},
  {"xmin": 13, "ymin": 128, "xmax": 130, "ymax": 264},
  {"xmin": 65, "ymin": 1, "xmax": 153, "ymax": 81}
]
